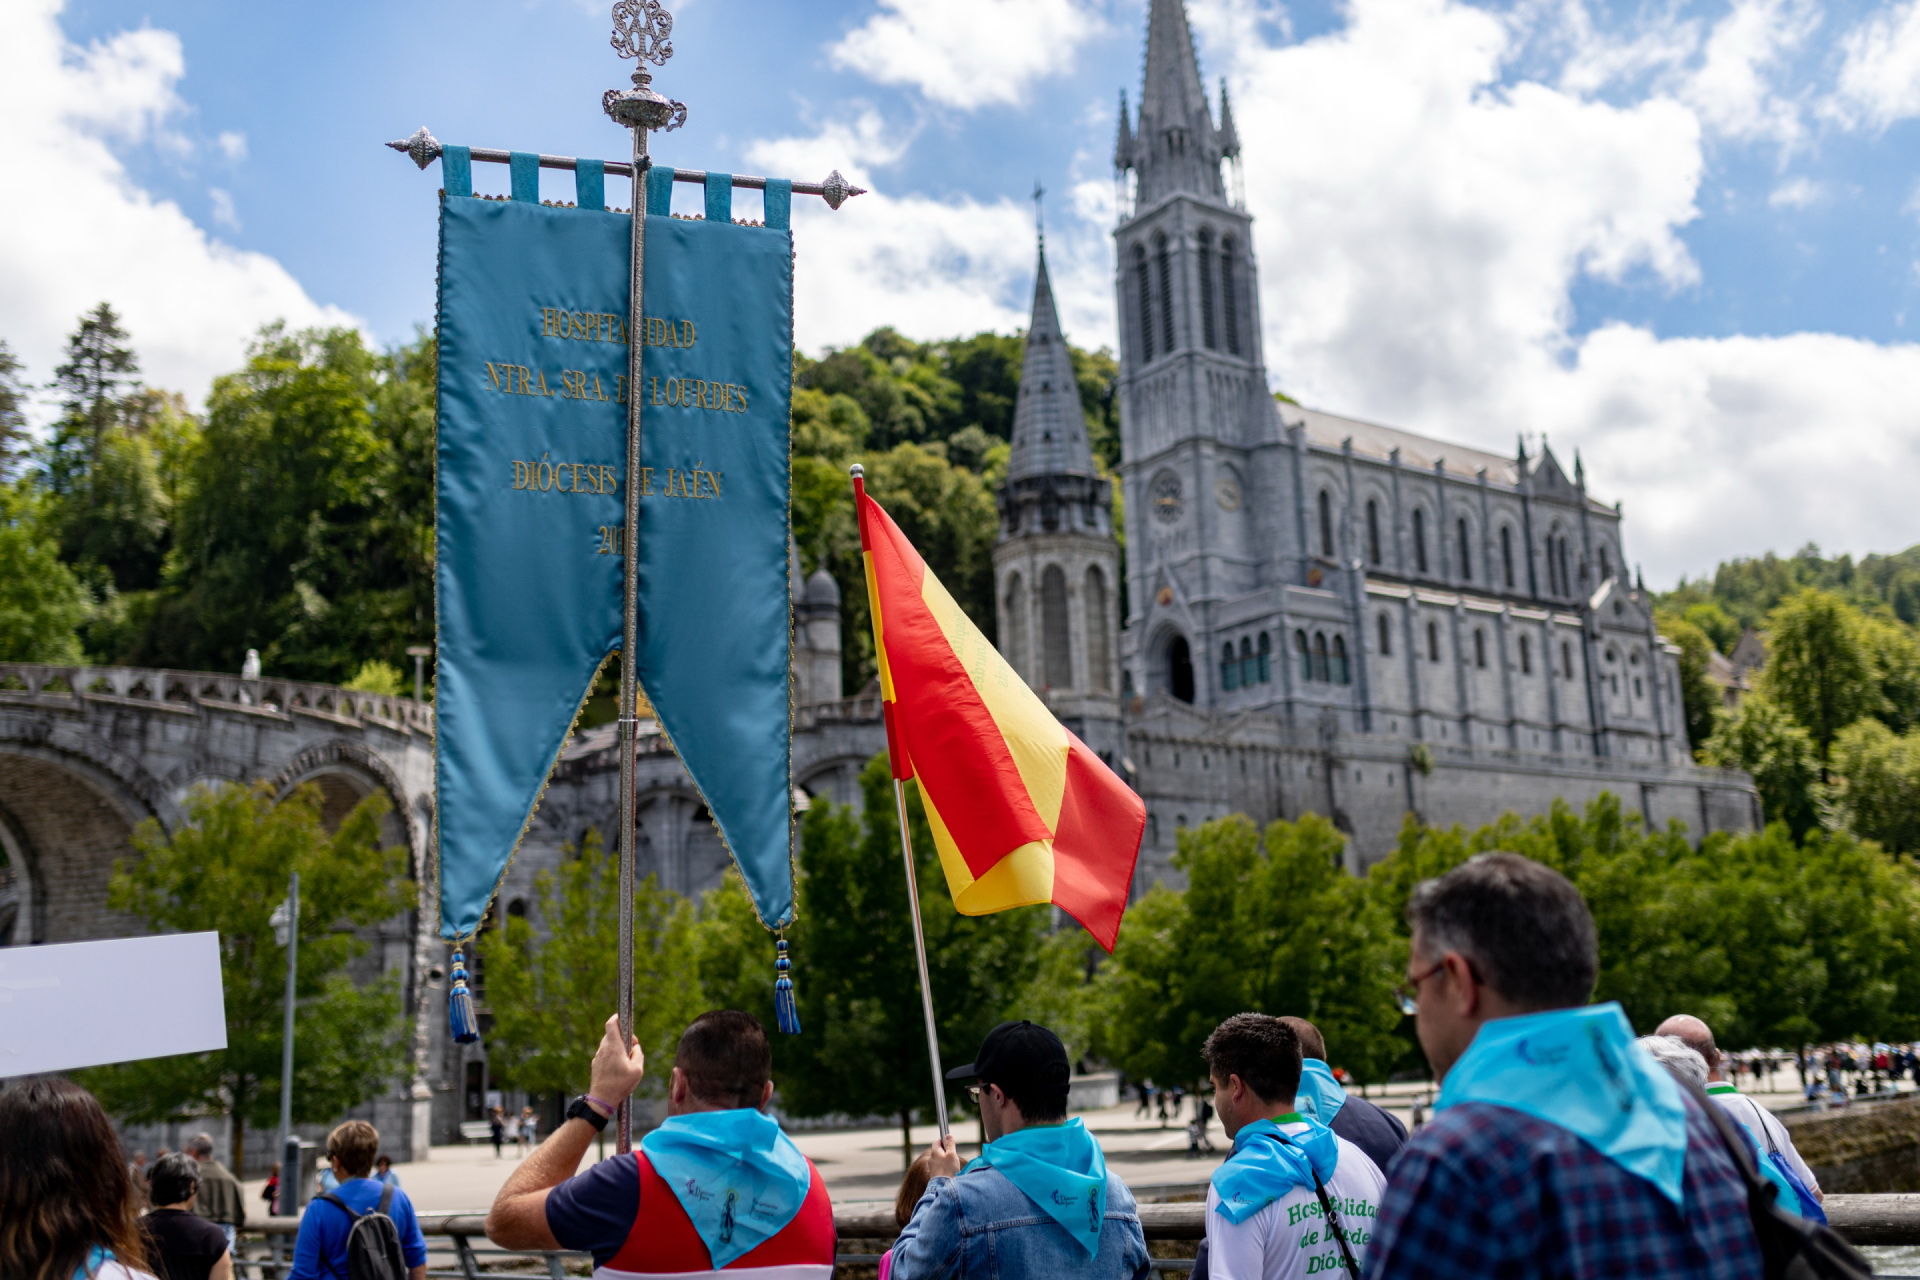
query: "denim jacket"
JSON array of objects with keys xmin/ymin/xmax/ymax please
[{"xmin": 888, "ymin": 1164, "xmax": 1151, "ymax": 1280}]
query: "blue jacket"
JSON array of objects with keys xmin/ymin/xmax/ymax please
[{"xmin": 889, "ymin": 1164, "xmax": 1150, "ymax": 1280}]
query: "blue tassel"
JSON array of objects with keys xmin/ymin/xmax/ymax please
[
  {"xmin": 773, "ymin": 938, "xmax": 801, "ymax": 1035},
  {"xmin": 448, "ymin": 949, "xmax": 480, "ymax": 1044}
]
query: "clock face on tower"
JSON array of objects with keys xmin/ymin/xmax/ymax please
[
  {"xmin": 1215, "ymin": 476, "xmax": 1243, "ymax": 511},
  {"xmin": 1152, "ymin": 472, "xmax": 1184, "ymax": 523}
]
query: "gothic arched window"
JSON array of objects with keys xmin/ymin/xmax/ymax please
[
  {"xmin": 1558, "ymin": 537, "xmax": 1573, "ymax": 597},
  {"xmin": 1197, "ymin": 227, "xmax": 1217, "ymax": 350},
  {"xmin": 1132, "ymin": 244, "xmax": 1153, "ymax": 362},
  {"xmin": 1318, "ymin": 489, "xmax": 1335, "ymax": 558},
  {"xmin": 1221, "ymin": 642, "xmax": 1239, "ymax": 691},
  {"xmin": 1168, "ymin": 635, "xmax": 1195, "ymax": 702},
  {"xmin": 1331, "ymin": 635, "xmax": 1350, "ymax": 685},
  {"xmin": 1599, "ymin": 543, "xmax": 1613, "ymax": 582},
  {"xmin": 1501, "ymin": 525, "xmax": 1515, "ymax": 589},
  {"xmin": 1366, "ymin": 500, "xmax": 1382, "ymax": 565},
  {"xmin": 1085, "ymin": 566, "xmax": 1111, "ymax": 692},
  {"xmin": 1257, "ymin": 631, "xmax": 1272, "ymax": 682},
  {"xmin": 1427, "ymin": 620, "xmax": 1441, "ymax": 662},
  {"xmin": 1221, "ymin": 236, "xmax": 1241, "ymax": 355},
  {"xmin": 1003, "ymin": 572, "xmax": 1026, "ymax": 676},
  {"xmin": 1295, "ymin": 629, "xmax": 1312, "ymax": 681},
  {"xmin": 1378, "ymin": 613, "xmax": 1392, "ymax": 656},
  {"xmin": 1154, "ymin": 233, "xmax": 1176, "ymax": 356},
  {"xmin": 1238, "ymin": 636, "xmax": 1254, "ymax": 688},
  {"xmin": 1457, "ymin": 517, "xmax": 1472, "ymax": 580},
  {"xmin": 1474, "ymin": 629, "xmax": 1487, "ymax": 669},
  {"xmin": 1312, "ymin": 632, "xmax": 1331, "ymax": 683},
  {"xmin": 1519, "ymin": 633, "xmax": 1532, "ymax": 674},
  {"xmin": 1041, "ymin": 564, "xmax": 1072, "ymax": 689},
  {"xmin": 1412, "ymin": 508, "xmax": 1429, "ymax": 574}
]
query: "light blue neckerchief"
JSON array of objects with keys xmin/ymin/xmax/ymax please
[
  {"xmin": 961, "ymin": 1118, "xmax": 1108, "ymax": 1257},
  {"xmin": 1211, "ymin": 1115, "xmax": 1341, "ymax": 1224},
  {"xmin": 74, "ymin": 1246, "xmax": 112, "ymax": 1280},
  {"xmin": 1295, "ymin": 1059, "xmax": 1348, "ymax": 1126},
  {"xmin": 1438, "ymin": 1002, "xmax": 1688, "ymax": 1204},
  {"xmin": 639, "ymin": 1108, "xmax": 812, "ymax": 1269}
]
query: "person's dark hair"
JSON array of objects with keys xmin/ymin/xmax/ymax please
[
  {"xmin": 0, "ymin": 1077, "xmax": 151, "ymax": 1280},
  {"xmin": 327, "ymin": 1121, "xmax": 380, "ymax": 1179},
  {"xmin": 894, "ymin": 1151, "xmax": 934, "ymax": 1228},
  {"xmin": 993, "ymin": 1072, "xmax": 1069, "ymax": 1124},
  {"xmin": 677, "ymin": 1010, "xmax": 773, "ymax": 1109},
  {"xmin": 185, "ymin": 1133, "xmax": 215, "ymax": 1160},
  {"xmin": 376, "ymin": 1155, "xmax": 391, "ymax": 1171},
  {"xmin": 1406, "ymin": 852, "xmax": 1597, "ymax": 1010},
  {"xmin": 148, "ymin": 1153, "xmax": 201, "ymax": 1207},
  {"xmin": 1277, "ymin": 1016, "xmax": 1326, "ymax": 1062},
  {"xmin": 1203, "ymin": 1013, "xmax": 1303, "ymax": 1104}
]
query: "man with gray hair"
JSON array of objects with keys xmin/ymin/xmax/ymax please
[
  {"xmin": 185, "ymin": 1133, "xmax": 246, "ymax": 1249},
  {"xmin": 1366, "ymin": 853, "xmax": 1762, "ymax": 1279},
  {"xmin": 1639, "ymin": 1035, "xmax": 1711, "ymax": 1088},
  {"xmin": 1657, "ymin": 1013, "xmax": 1823, "ymax": 1206}
]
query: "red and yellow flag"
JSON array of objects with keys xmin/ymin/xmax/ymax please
[{"xmin": 855, "ymin": 478, "xmax": 1145, "ymax": 950}]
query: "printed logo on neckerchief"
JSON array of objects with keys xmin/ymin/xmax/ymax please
[
  {"xmin": 1590, "ymin": 1023, "xmax": 1635, "ymax": 1114},
  {"xmin": 719, "ymin": 1189, "xmax": 738, "ymax": 1244},
  {"xmin": 683, "ymin": 1177, "xmax": 715, "ymax": 1202}
]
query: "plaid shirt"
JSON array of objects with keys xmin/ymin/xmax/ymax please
[{"xmin": 1364, "ymin": 1092, "xmax": 1762, "ymax": 1279}]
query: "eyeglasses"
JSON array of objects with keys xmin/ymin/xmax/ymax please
[
  {"xmin": 965, "ymin": 1085, "xmax": 981, "ymax": 1103},
  {"xmin": 1392, "ymin": 960, "xmax": 1446, "ymax": 1016}
]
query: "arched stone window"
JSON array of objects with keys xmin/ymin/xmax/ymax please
[
  {"xmin": 1366, "ymin": 500, "xmax": 1382, "ymax": 565},
  {"xmin": 1257, "ymin": 632, "xmax": 1272, "ymax": 682},
  {"xmin": 1221, "ymin": 235, "xmax": 1241, "ymax": 355},
  {"xmin": 1168, "ymin": 635, "xmax": 1195, "ymax": 702},
  {"xmin": 1312, "ymin": 632, "xmax": 1331, "ymax": 683},
  {"xmin": 1331, "ymin": 635, "xmax": 1350, "ymax": 685},
  {"xmin": 1197, "ymin": 227, "xmax": 1216, "ymax": 350},
  {"xmin": 1318, "ymin": 489, "xmax": 1335, "ymax": 558},
  {"xmin": 1519, "ymin": 633, "xmax": 1532, "ymax": 674},
  {"xmin": 1427, "ymin": 620, "xmax": 1441, "ymax": 662},
  {"xmin": 1154, "ymin": 233, "xmax": 1176, "ymax": 355},
  {"xmin": 1238, "ymin": 636, "xmax": 1254, "ymax": 688},
  {"xmin": 1084, "ymin": 565, "xmax": 1111, "ymax": 692},
  {"xmin": 1221, "ymin": 642, "xmax": 1239, "ymax": 691},
  {"xmin": 1041, "ymin": 564, "xmax": 1072, "ymax": 689},
  {"xmin": 1500, "ymin": 525, "xmax": 1515, "ymax": 589},
  {"xmin": 1132, "ymin": 245, "xmax": 1153, "ymax": 362},
  {"xmin": 1002, "ymin": 572, "xmax": 1026, "ymax": 675},
  {"xmin": 1412, "ymin": 508, "xmax": 1429, "ymax": 574},
  {"xmin": 1377, "ymin": 613, "xmax": 1392, "ymax": 656},
  {"xmin": 1561, "ymin": 640, "xmax": 1573, "ymax": 677},
  {"xmin": 1457, "ymin": 517, "xmax": 1472, "ymax": 580},
  {"xmin": 1599, "ymin": 543, "xmax": 1613, "ymax": 581},
  {"xmin": 1295, "ymin": 629, "xmax": 1311, "ymax": 681},
  {"xmin": 1474, "ymin": 629, "xmax": 1487, "ymax": 669}
]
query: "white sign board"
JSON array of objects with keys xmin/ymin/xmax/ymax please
[{"xmin": 0, "ymin": 933, "xmax": 226, "ymax": 1078}]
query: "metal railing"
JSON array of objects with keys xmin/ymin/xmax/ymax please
[{"xmin": 226, "ymin": 1195, "xmax": 1920, "ymax": 1277}]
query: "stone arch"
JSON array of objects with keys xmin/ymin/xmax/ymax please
[
  {"xmin": 0, "ymin": 733, "xmax": 170, "ymax": 946},
  {"xmin": 1149, "ymin": 625, "xmax": 1195, "ymax": 703},
  {"xmin": 272, "ymin": 740, "xmax": 423, "ymax": 877},
  {"xmin": 1002, "ymin": 571, "xmax": 1027, "ymax": 679},
  {"xmin": 1041, "ymin": 564, "xmax": 1073, "ymax": 690},
  {"xmin": 1084, "ymin": 565, "xmax": 1112, "ymax": 693}
]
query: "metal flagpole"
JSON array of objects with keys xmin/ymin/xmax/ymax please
[
  {"xmin": 604, "ymin": 0, "xmax": 688, "ymax": 1155},
  {"xmin": 851, "ymin": 464, "xmax": 950, "ymax": 1140}
]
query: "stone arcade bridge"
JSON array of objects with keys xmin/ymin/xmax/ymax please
[{"xmin": 0, "ymin": 660, "xmax": 889, "ymax": 1154}]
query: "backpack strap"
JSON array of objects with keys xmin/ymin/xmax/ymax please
[
  {"xmin": 316, "ymin": 1192, "xmax": 363, "ymax": 1220},
  {"xmin": 377, "ymin": 1179, "xmax": 397, "ymax": 1216},
  {"xmin": 1273, "ymin": 1131, "xmax": 1362, "ymax": 1280}
]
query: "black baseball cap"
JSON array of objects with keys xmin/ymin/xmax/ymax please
[{"xmin": 945, "ymin": 1021, "xmax": 1070, "ymax": 1094}]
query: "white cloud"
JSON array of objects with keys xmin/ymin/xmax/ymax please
[
  {"xmin": 1830, "ymin": 0, "xmax": 1920, "ymax": 128},
  {"xmin": 0, "ymin": 0, "xmax": 350, "ymax": 413},
  {"xmin": 1768, "ymin": 175, "xmax": 1826, "ymax": 207},
  {"xmin": 1679, "ymin": 0, "xmax": 1817, "ymax": 143},
  {"xmin": 216, "ymin": 130, "xmax": 247, "ymax": 163},
  {"xmin": 830, "ymin": 0, "xmax": 1105, "ymax": 109},
  {"xmin": 208, "ymin": 188, "xmax": 240, "ymax": 231}
]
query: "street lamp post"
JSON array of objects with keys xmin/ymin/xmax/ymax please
[
  {"xmin": 270, "ymin": 873, "xmax": 300, "ymax": 1211},
  {"xmin": 406, "ymin": 645, "xmax": 432, "ymax": 703}
]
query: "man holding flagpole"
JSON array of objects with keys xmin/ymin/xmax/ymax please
[{"xmin": 892, "ymin": 1021, "xmax": 1150, "ymax": 1280}]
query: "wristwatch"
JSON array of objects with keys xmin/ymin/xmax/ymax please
[{"xmin": 566, "ymin": 1095, "xmax": 611, "ymax": 1132}]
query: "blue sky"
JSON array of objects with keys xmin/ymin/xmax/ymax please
[{"xmin": 6, "ymin": 0, "xmax": 1920, "ymax": 582}]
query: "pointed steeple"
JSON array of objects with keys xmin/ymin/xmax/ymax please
[
  {"xmin": 1122, "ymin": 0, "xmax": 1228, "ymax": 204},
  {"xmin": 1217, "ymin": 78, "xmax": 1240, "ymax": 157},
  {"xmin": 1006, "ymin": 242, "xmax": 1094, "ymax": 483},
  {"xmin": 1114, "ymin": 90, "xmax": 1136, "ymax": 170}
]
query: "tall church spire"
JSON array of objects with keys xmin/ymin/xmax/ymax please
[
  {"xmin": 1121, "ymin": 0, "xmax": 1228, "ymax": 204},
  {"xmin": 1006, "ymin": 236, "xmax": 1093, "ymax": 483}
]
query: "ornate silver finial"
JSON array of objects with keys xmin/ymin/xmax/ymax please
[
  {"xmin": 610, "ymin": 0, "xmax": 674, "ymax": 65},
  {"xmin": 604, "ymin": 0, "xmax": 688, "ymax": 132},
  {"xmin": 386, "ymin": 127, "xmax": 442, "ymax": 170},
  {"xmin": 821, "ymin": 170, "xmax": 854, "ymax": 210}
]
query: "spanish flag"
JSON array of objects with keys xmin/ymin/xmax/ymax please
[{"xmin": 855, "ymin": 475, "xmax": 1145, "ymax": 950}]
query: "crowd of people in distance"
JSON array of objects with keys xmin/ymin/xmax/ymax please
[
  {"xmin": 0, "ymin": 851, "xmax": 1875, "ymax": 1280},
  {"xmin": 486, "ymin": 1103, "xmax": 540, "ymax": 1158}
]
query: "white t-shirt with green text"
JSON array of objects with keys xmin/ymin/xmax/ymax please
[{"xmin": 1202, "ymin": 1122, "xmax": 1387, "ymax": 1280}]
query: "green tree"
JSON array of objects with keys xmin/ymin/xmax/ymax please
[
  {"xmin": 482, "ymin": 832, "xmax": 704, "ymax": 1119},
  {"xmin": 1831, "ymin": 719, "xmax": 1920, "ymax": 854},
  {"xmin": 0, "ymin": 339, "xmax": 29, "ymax": 482},
  {"xmin": 1657, "ymin": 612, "xmax": 1720, "ymax": 755},
  {"xmin": 83, "ymin": 782, "xmax": 412, "ymax": 1172},
  {"xmin": 1703, "ymin": 697, "xmax": 1823, "ymax": 839},
  {"xmin": 1758, "ymin": 589, "xmax": 1879, "ymax": 761},
  {"xmin": 342, "ymin": 660, "xmax": 405, "ymax": 695},
  {"xmin": 1682, "ymin": 601, "xmax": 1741, "ymax": 654},
  {"xmin": 1862, "ymin": 616, "xmax": 1920, "ymax": 735},
  {"xmin": 0, "ymin": 480, "xmax": 87, "ymax": 661},
  {"xmin": 44, "ymin": 303, "xmax": 139, "ymax": 496},
  {"xmin": 1099, "ymin": 814, "xmax": 1403, "ymax": 1088}
]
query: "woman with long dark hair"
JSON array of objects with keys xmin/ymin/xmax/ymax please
[{"xmin": 0, "ymin": 1077, "xmax": 156, "ymax": 1280}]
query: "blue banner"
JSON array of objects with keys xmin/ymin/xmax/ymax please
[{"xmin": 434, "ymin": 178, "xmax": 794, "ymax": 941}]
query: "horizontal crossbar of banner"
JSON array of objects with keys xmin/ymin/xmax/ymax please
[{"xmin": 386, "ymin": 129, "xmax": 866, "ymax": 206}]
